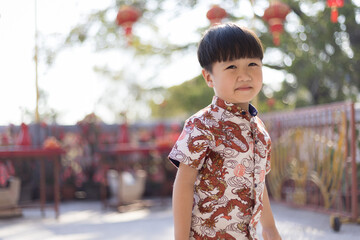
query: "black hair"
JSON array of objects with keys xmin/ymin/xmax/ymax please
[{"xmin": 197, "ymin": 22, "xmax": 264, "ymax": 73}]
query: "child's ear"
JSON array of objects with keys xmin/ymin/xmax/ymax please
[{"xmin": 202, "ymin": 69, "xmax": 214, "ymax": 88}]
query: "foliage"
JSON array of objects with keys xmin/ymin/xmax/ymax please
[
  {"xmin": 268, "ymin": 0, "xmax": 360, "ymax": 107},
  {"xmin": 47, "ymin": 0, "xmax": 360, "ymax": 119},
  {"xmin": 55, "ymin": 0, "xmax": 200, "ymax": 55},
  {"xmin": 150, "ymin": 75, "xmax": 213, "ymax": 118}
]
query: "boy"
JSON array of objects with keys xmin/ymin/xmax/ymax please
[{"xmin": 169, "ymin": 23, "xmax": 281, "ymax": 240}]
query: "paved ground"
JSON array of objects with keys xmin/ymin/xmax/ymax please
[{"xmin": 0, "ymin": 199, "xmax": 359, "ymax": 240}]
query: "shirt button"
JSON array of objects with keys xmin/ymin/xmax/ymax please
[{"xmin": 255, "ymin": 184, "xmax": 258, "ymax": 188}]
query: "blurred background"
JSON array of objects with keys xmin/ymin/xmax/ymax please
[
  {"xmin": 1, "ymin": 0, "xmax": 358, "ymax": 125},
  {"xmin": 0, "ymin": 0, "xmax": 359, "ymax": 235}
]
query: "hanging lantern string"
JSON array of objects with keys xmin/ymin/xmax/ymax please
[
  {"xmin": 327, "ymin": 0, "xmax": 344, "ymax": 23},
  {"xmin": 116, "ymin": 5, "xmax": 141, "ymax": 45},
  {"xmin": 263, "ymin": 1, "xmax": 291, "ymax": 46}
]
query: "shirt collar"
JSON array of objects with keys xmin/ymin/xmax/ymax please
[{"xmin": 211, "ymin": 96, "xmax": 258, "ymax": 117}]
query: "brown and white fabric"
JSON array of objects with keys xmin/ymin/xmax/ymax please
[{"xmin": 169, "ymin": 96, "xmax": 271, "ymax": 240}]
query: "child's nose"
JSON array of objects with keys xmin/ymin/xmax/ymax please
[{"xmin": 236, "ymin": 70, "xmax": 251, "ymax": 81}]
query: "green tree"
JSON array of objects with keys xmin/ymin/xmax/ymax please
[
  {"xmin": 150, "ymin": 75, "xmax": 213, "ymax": 118},
  {"xmin": 48, "ymin": 0, "xmax": 360, "ymax": 119},
  {"xmin": 262, "ymin": 0, "xmax": 360, "ymax": 107}
]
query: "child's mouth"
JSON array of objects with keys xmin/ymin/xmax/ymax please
[{"xmin": 235, "ymin": 86, "xmax": 252, "ymax": 91}]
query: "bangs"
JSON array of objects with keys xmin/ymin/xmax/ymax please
[
  {"xmin": 213, "ymin": 28, "xmax": 263, "ymax": 61},
  {"xmin": 198, "ymin": 23, "xmax": 263, "ymax": 72}
]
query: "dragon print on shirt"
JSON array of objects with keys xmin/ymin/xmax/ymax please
[{"xmin": 169, "ymin": 96, "xmax": 271, "ymax": 240}]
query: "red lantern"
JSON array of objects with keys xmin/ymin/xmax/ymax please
[
  {"xmin": 327, "ymin": 0, "xmax": 344, "ymax": 23},
  {"xmin": 263, "ymin": 1, "xmax": 291, "ymax": 46},
  {"xmin": 206, "ymin": 5, "xmax": 227, "ymax": 25},
  {"xmin": 16, "ymin": 123, "xmax": 32, "ymax": 146},
  {"xmin": 116, "ymin": 6, "xmax": 140, "ymax": 37}
]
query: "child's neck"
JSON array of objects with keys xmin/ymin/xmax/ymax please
[{"xmin": 233, "ymin": 102, "xmax": 249, "ymax": 111}]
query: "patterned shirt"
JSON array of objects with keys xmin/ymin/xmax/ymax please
[{"xmin": 169, "ymin": 96, "xmax": 271, "ymax": 240}]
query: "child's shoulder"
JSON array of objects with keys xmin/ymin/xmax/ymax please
[{"xmin": 186, "ymin": 104, "xmax": 216, "ymax": 122}]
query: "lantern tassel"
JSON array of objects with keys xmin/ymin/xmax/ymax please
[
  {"xmin": 124, "ymin": 26, "xmax": 132, "ymax": 36},
  {"xmin": 331, "ymin": 7, "xmax": 338, "ymax": 23},
  {"xmin": 272, "ymin": 32, "xmax": 281, "ymax": 46}
]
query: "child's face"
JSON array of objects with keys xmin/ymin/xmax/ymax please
[{"xmin": 202, "ymin": 58, "xmax": 263, "ymax": 109}]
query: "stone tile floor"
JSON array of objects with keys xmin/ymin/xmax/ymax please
[{"xmin": 0, "ymin": 199, "xmax": 359, "ymax": 240}]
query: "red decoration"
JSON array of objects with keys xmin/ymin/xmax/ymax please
[
  {"xmin": 267, "ymin": 98, "xmax": 276, "ymax": 110},
  {"xmin": 327, "ymin": 0, "xmax": 344, "ymax": 23},
  {"xmin": 1, "ymin": 133, "xmax": 9, "ymax": 146},
  {"xmin": 116, "ymin": 5, "xmax": 140, "ymax": 37},
  {"xmin": 93, "ymin": 164, "xmax": 109, "ymax": 185},
  {"xmin": 43, "ymin": 136, "xmax": 62, "ymax": 149},
  {"xmin": 154, "ymin": 123, "xmax": 165, "ymax": 138},
  {"xmin": 263, "ymin": 1, "xmax": 291, "ymax": 46},
  {"xmin": 16, "ymin": 123, "xmax": 32, "ymax": 146},
  {"xmin": 0, "ymin": 163, "xmax": 10, "ymax": 187},
  {"xmin": 118, "ymin": 123, "xmax": 130, "ymax": 144},
  {"xmin": 206, "ymin": 5, "xmax": 227, "ymax": 25}
]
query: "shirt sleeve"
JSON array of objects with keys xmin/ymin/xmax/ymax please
[{"xmin": 168, "ymin": 117, "xmax": 210, "ymax": 171}]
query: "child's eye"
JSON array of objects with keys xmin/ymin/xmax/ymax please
[
  {"xmin": 226, "ymin": 65, "xmax": 237, "ymax": 70},
  {"xmin": 249, "ymin": 62, "xmax": 258, "ymax": 67}
]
